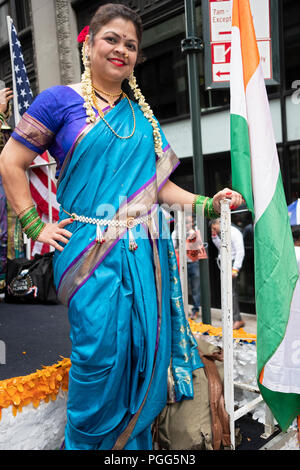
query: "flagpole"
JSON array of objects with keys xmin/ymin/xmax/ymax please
[
  {"xmin": 6, "ymin": 15, "xmax": 31, "ymax": 258},
  {"xmin": 6, "ymin": 16, "xmax": 20, "ymax": 126},
  {"xmin": 183, "ymin": 0, "xmax": 211, "ymax": 324}
]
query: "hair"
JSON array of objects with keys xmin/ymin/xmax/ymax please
[
  {"xmin": 89, "ymin": 3, "xmax": 144, "ymax": 63},
  {"xmin": 292, "ymin": 225, "xmax": 300, "ymax": 242},
  {"xmin": 210, "ymin": 218, "xmax": 220, "ymax": 226}
]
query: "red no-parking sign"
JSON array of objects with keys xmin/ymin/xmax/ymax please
[{"xmin": 202, "ymin": 0, "xmax": 279, "ymax": 89}]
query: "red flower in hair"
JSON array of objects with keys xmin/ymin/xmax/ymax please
[{"xmin": 77, "ymin": 26, "xmax": 90, "ymax": 43}]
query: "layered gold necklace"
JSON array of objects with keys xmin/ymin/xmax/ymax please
[
  {"xmin": 91, "ymin": 86, "xmax": 136, "ymax": 140},
  {"xmin": 94, "ymin": 86, "xmax": 121, "ymax": 98}
]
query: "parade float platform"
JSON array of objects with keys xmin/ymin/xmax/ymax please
[
  {"xmin": 0, "ymin": 301, "xmax": 71, "ymax": 450},
  {"xmin": 0, "ymin": 301, "xmax": 298, "ymax": 450}
]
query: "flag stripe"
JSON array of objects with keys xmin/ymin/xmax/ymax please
[
  {"xmin": 230, "ymin": 26, "xmax": 247, "ymax": 120},
  {"xmin": 255, "ymin": 174, "xmax": 298, "ymax": 373},
  {"xmin": 233, "ymin": 0, "xmax": 260, "ymax": 90},
  {"xmin": 30, "ymin": 166, "xmax": 58, "ymax": 202},
  {"xmin": 246, "ymin": 65, "xmax": 280, "ymax": 224},
  {"xmin": 231, "ymin": 114, "xmax": 253, "ymax": 213}
]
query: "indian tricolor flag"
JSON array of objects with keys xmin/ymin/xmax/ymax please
[{"xmin": 230, "ymin": 0, "xmax": 300, "ymax": 431}]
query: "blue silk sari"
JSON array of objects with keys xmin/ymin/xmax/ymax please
[{"xmin": 49, "ymin": 97, "xmax": 202, "ymax": 450}]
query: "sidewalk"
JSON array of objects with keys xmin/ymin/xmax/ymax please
[{"xmin": 210, "ymin": 307, "xmax": 257, "ymax": 335}]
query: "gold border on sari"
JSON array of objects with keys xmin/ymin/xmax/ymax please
[{"xmin": 13, "ymin": 112, "xmax": 54, "ymax": 151}]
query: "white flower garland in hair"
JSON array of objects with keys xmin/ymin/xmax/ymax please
[
  {"xmin": 81, "ymin": 41, "xmax": 97, "ymax": 124},
  {"xmin": 128, "ymin": 72, "xmax": 163, "ymax": 158}
]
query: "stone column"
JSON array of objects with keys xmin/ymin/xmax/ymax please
[
  {"xmin": 30, "ymin": 0, "xmax": 81, "ymax": 91},
  {"xmin": 55, "ymin": 0, "xmax": 81, "ymax": 85},
  {"xmin": 30, "ymin": 0, "xmax": 61, "ymax": 91}
]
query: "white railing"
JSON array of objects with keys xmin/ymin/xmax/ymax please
[{"xmin": 219, "ymin": 199, "xmax": 275, "ymax": 449}]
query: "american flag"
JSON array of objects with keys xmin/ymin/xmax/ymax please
[
  {"xmin": 8, "ymin": 16, "xmax": 59, "ymax": 257},
  {"xmin": 288, "ymin": 199, "xmax": 300, "ymax": 226}
]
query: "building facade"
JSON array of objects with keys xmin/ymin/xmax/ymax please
[{"xmin": 0, "ymin": 0, "xmax": 299, "ymax": 313}]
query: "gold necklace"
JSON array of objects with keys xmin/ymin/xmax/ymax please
[
  {"xmin": 93, "ymin": 86, "xmax": 122, "ymax": 98},
  {"xmin": 92, "ymin": 88, "xmax": 136, "ymax": 139}
]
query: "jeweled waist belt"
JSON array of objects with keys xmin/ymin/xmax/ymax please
[{"xmin": 62, "ymin": 208, "xmax": 154, "ymax": 251}]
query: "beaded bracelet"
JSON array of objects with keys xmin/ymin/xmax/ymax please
[
  {"xmin": 193, "ymin": 195, "xmax": 220, "ymax": 219},
  {"xmin": 0, "ymin": 113, "xmax": 5, "ymax": 125},
  {"xmin": 19, "ymin": 206, "xmax": 46, "ymax": 241}
]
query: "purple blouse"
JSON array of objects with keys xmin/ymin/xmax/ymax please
[{"xmin": 12, "ymin": 86, "xmax": 107, "ymax": 176}]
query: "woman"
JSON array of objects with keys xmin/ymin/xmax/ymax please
[
  {"xmin": 0, "ymin": 4, "xmax": 243, "ymax": 450},
  {"xmin": 0, "ymin": 87, "xmax": 13, "ymax": 129},
  {"xmin": 0, "ymin": 86, "xmax": 13, "ymax": 292}
]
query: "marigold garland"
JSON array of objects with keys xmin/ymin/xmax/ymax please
[
  {"xmin": 0, "ymin": 357, "xmax": 71, "ymax": 420},
  {"xmin": 189, "ymin": 319, "xmax": 257, "ymax": 343}
]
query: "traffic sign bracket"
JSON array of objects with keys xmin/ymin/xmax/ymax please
[{"xmin": 181, "ymin": 36, "xmax": 203, "ymax": 53}]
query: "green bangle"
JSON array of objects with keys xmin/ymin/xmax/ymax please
[
  {"xmin": 21, "ymin": 214, "xmax": 39, "ymax": 228},
  {"xmin": 22, "ymin": 216, "xmax": 40, "ymax": 232},
  {"xmin": 193, "ymin": 195, "xmax": 207, "ymax": 214},
  {"xmin": 193, "ymin": 194, "xmax": 220, "ymax": 219},
  {"xmin": 20, "ymin": 206, "xmax": 46, "ymax": 241},
  {"xmin": 31, "ymin": 223, "xmax": 45, "ymax": 241},
  {"xmin": 24, "ymin": 218, "xmax": 42, "ymax": 234},
  {"xmin": 0, "ymin": 113, "xmax": 4, "ymax": 124},
  {"xmin": 19, "ymin": 205, "xmax": 37, "ymax": 219},
  {"xmin": 25, "ymin": 220, "xmax": 45, "ymax": 241},
  {"xmin": 19, "ymin": 207, "xmax": 39, "ymax": 227},
  {"xmin": 205, "ymin": 198, "xmax": 220, "ymax": 219}
]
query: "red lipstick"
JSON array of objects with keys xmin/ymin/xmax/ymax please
[{"xmin": 108, "ymin": 58, "xmax": 125, "ymax": 67}]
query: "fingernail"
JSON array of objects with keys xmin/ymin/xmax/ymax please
[{"xmin": 226, "ymin": 191, "xmax": 232, "ymax": 195}]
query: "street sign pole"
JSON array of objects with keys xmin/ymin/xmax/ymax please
[{"xmin": 182, "ymin": 0, "xmax": 211, "ymax": 324}]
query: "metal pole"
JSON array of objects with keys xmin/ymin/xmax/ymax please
[
  {"xmin": 178, "ymin": 210, "xmax": 189, "ymax": 318},
  {"xmin": 220, "ymin": 199, "xmax": 235, "ymax": 449},
  {"xmin": 183, "ymin": 0, "xmax": 211, "ymax": 324}
]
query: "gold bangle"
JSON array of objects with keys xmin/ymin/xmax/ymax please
[{"xmin": 17, "ymin": 204, "xmax": 35, "ymax": 218}]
